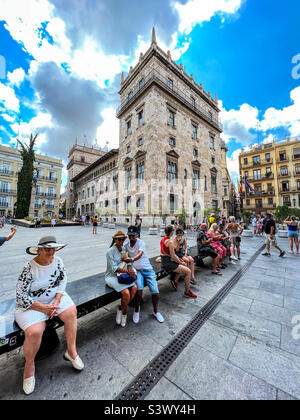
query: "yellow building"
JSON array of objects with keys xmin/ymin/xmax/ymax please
[
  {"xmin": 0, "ymin": 144, "xmax": 63, "ymax": 218},
  {"xmin": 239, "ymin": 136, "xmax": 300, "ymax": 213}
]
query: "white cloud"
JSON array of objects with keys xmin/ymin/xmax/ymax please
[
  {"xmin": 1, "ymin": 113, "xmax": 15, "ymax": 123},
  {"xmin": 261, "ymin": 86, "xmax": 300, "ymax": 137},
  {"xmin": 0, "ymin": 82, "xmax": 20, "ymax": 112},
  {"xmin": 96, "ymin": 108, "xmax": 119, "ymax": 150},
  {"xmin": 226, "ymin": 148, "xmax": 241, "ymax": 181},
  {"xmin": 7, "ymin": 68, "xmax": 26, "ymax": 87},
  {"xmin": 174, "ymin": 0, "xmax": 244, "ymax": 35}
]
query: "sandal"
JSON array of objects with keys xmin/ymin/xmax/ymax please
[
  {"xmin": 170, "ymin": 279, "xmax": 178, "ymax": 291},
  {"xmin": 212, "ymin": 271, "xmax": 222, "ymax": 276}
]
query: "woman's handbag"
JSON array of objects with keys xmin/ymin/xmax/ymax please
[{"xmin": 117, "ymin": 262, "xmax": 137, "ymax": 285}]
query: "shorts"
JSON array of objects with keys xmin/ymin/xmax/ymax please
[
  {"xmin": 136, "ymin": 269, "xmax": 159, "ymax": 294},
  {"xmin": 161, "ymin": 255, "xmax": 179, "ymax": 272},
  {"xmin": 288, "ymin": 231, "xmax": 298, "ymax": 238},
  {"xmin": 93, "ymin": 222, "xmax": 98, "ymax": 227},
  {"xmin": 14, "ymin": 293, "xmax": 75, "ymax": 332},
  {"xmin": 231, "ymin": 236, "xmax": 241, "ymax": 247},
  {"xmin": 265, "ymin": 234, "xmax": 278, "ymax": 247}
]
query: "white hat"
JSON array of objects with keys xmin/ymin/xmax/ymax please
[{"xmin": 26, "ymin": 236, "xmax": 67, "ymax": 255}]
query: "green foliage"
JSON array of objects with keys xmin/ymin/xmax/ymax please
[
  {"xmin": 61, "ymin": 201, "xmax": 66, "ymax": 217},
  {"xmin": 175, "ymin": 208, "xmax": 189, "ymax": 229},
  {"xmin": 274, "ymin": 205, "xmax": 300, "ymax": 223},
  {"xmin": 241, "ymin": 211, "xmax": 253, "ymax": 225},
  {"xmin": 15, "ymin": 134, "xmax": 38, "ymax": 219},
  {"xmin": 203, "ymin": 208, "xmax": 221, "ymax": 222}
]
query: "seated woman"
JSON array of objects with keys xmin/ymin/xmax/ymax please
[
  {"xmin": 160, "ymin": 225, "xmax": 197, "ymax": 298},
  {"xmin": 105, "ymin": 230, "xmax": 137, "ymax": 328},
  {"xmin": 207, "ymin": 223, "xmax": 227, "ymax": 269},
  {"xmin": 173, "ymin": 227, "xmax": 198, "ymax": 285},
  {"xmin": 197, "ymin": 224, "xmax": 222, "ymax": 275},
  {"xmin": 15, "ymin": 236, "xmax": 84, "ymax": 396},
  {"xmin": 218, "ymin": 225, "xmax": 237, "ymax": 265}
]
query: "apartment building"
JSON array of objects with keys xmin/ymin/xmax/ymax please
[
  {"xmin": 0, "ymin": 144, "xmax": 63, "ymax": 217},
  {"xmin": 239, "ymin": 136, "xmax": 300, "ymax": 213}
]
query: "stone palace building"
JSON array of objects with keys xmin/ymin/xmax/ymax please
[{"xmin": 66, "ymin": 29, "xmax": 231, "ymax": 225}]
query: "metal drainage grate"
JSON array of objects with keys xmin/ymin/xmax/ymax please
[{"xmin": 115, "ymin": 243, "xmax": 265, "ymax": 400}]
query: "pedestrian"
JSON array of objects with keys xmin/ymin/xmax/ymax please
[
  {"xmin": 173, "ymin": 226, "xmax": 198, "ymax": 285},
  {"xmin": 135, "ymin": 214, "xmax": 142, "ymax": 238},
  {"xmin": 251, "ymin": 216, "xmax": 257, "ymax": 235},
  {"xmin": 207, "ymin": 213, "xmax": 216, "ymax": 229},
  {"xmin": 225, "ymin": 216, "xmax": 243, "ymax": 260},
  {"xmin": 257, "ymin": 217, "xmax": 263, "ymax": 236},
  {"xmin": 15, "ymin": 236, "xmax": 84, "ymax": 395},
  {"xmin": 92, "ymin": 215, "xmax": 98, "ymax": 234},
  {"xmin": 51, "ymin": 214, "xmax": 56, "ymax": 228},
  {"xmin": 124, "ymin": 226, "xmax": 164, "ymax": 324},
  {"xmin": 262, "ymin": 214, "xmax": 285, "ymax": 257},
  {"xmin": 105, "ymin": 231, "xmax": 137, "ymax": 328},
  {"xmin": 160, "ymin": 225, "xmax": 197, "ymax": 298},
  {"xmin": 284, "ymin": 215, "xmax": 299, "ymax": 254},
  {"xmin": 81, "ymin": 214, "xmax": 86, "ymax": 227},
  {"xmin": 86, "ymin": 214, "xmax": 90, "ymax": 226},
  {"xmin": 0, "ymin": 226, "xmax": 17, "ymax": 248},
  {"xmin": 197, "ymin": 224, "xmax": 221, "ymax": 275}
]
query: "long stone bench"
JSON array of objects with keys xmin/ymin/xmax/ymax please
[{"xmin": 0, "ymin": 246, "xmax": 198, "ymax": 358}]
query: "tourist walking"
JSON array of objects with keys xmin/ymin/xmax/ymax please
[
  {"xmin": 124, "ymin": 226, "xmax": 164, "ymax": 324},
  {"xmin": 225, "ymin": 216, "xmax": 243, "ymax": 260},
  {"xmin": 92, "ymin": 215, "xmax": 98, "ymax": 234},
  {"xmin": 0, "ymin": 225, "xmax": 17, "ymax": 248},
  {"xmin": 284, "ymin": 215, "xmax": 299, "ymax": 254},
  {"xmin": 160, "ymin": 225, "xmax": 197, "ymax": 298},
  {"xmin": 197, "ymin": 224, "xmax": 221, "ymax": 275},
  {"xmin": 251, "ymin": 216, "xmax": 257, "ymax": 235},
  {"xmin": 15, "ymin": 236, "xmax": 84, "ymax": 395},
  {"xmin": 262, "ymin": 214, "xmax": 285, "ymax": 257},
  {"xmin": 105, "ymin": 231, "xmax": 137, "ymax": 328}
]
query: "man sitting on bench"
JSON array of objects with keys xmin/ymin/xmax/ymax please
[
  {"xmin": 124, "ymin": 226, "xmax": 164, "ymax": 324},
  {"xmin": 197, "ymin": 224, "xmax": 222, "ymax": 275}
]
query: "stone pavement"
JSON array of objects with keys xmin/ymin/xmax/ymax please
[{"xmin": 0, "ymin": 229, "xmax": 299, "ymax": 400}]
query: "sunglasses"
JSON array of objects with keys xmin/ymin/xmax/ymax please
[{"xmin": 115, "ymin": 238, "xmax": 125, "ymax": 242}]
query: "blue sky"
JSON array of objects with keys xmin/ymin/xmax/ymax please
[{"xmin": 0, "ymin": 0, "xmax": 300, "ymax": 191}]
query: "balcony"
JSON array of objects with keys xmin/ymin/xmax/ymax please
[
  {"xmin": 34, "ymin": 204, "xmax": 41, "ymax": 209},
  {"xmin": 46, "ymin": 177, "xmax": 57, "ymax": 182},
  {"xmin": 35, "ymin": 191, "xmax": 44, "ymax": 197},
  {"xmin": 279, "ymin": 189, "xmax": 290, "ymax": 193},
  {"xmin": 45, "ymin": 204, "xmax": 54, "ymax": 209},
  {"xmin": 0, "ymin": 189, "xmax": 17, "ymax": 196},
  {"xmin": 116, "ymin": 69, "xmax": 223, "ymax": 132},
  {"xmin": 277, "ymin": 157, "xmax": 289, "ymax": 163},
  {"xmin": 292, "ymin": 155, "xmax": 300, "ymax": 162},
  {"xmin": 240, "ymin": 190, "xmax": 274, "ymax": 198},
  {"xmin": 278, "ymin": 173, "xmax": 290, "ymax": 178},
  {"xmin": 241, "ymin": 159, "xmax": 273, "ymax": 169},
  {"xmin": 246, "ymin": 174, "xmax": 274, "ymax": 182},
  {"xmin": 45, "ymin": 193, "xmax": 57, "ymax": 198},
  {"xmin": 0, "ymin": 202, "xmax": 9, "ymax": 208},
  {"xmin": 0, "ymin": 169, "xmax": 13, "ymax": 176}
]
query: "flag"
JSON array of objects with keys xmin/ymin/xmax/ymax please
[
  {"xmin": 237, "ymin": 181, "xmax": 243, "ymax": 195},
  {"xmin": 244, "ymin": 178, "xmax": 255, "ymax": 192}
]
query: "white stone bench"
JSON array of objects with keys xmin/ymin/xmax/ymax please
[
  {"xmin": 242, "ymin": 230, "xmax": 253, "ymax": 237},
  {"xmin": 278, "ymin": 230, "xmax": 288, "ymax": 238},
  {"xmin": 148, "ymin": 227, "xmax": 158, "ymax": 235},
  {"xmin": 108, "ymin": 223, "xmax": 116, "ymax": 229},
  {"xmin": 103, "ymin": 223, "xmax": 109, "ymax": 228}
]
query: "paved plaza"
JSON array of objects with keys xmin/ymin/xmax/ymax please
[{"xmin": 0, "ymin": 225, "xmax": 299, "ymax": 400}]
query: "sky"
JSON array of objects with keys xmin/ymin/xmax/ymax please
[{"xmin": 0, "ymin": 0, "xmax": 300, "ymax": 193}]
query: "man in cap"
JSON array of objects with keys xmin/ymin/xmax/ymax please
[
  {"xmin": 124, "ymin": 226, "xmax": 164, "ymax": 324},
  {"xmin": 262, "ymin": 213, "xmax": 285, "ymax": 257}
]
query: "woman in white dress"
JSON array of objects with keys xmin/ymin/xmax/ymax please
[{"xmin": 15, "ymin": 236, "xmax": 84, "ymax": 395}]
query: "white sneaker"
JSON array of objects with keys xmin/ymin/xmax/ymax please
[
  {"xmin": 231, "ymin": 256, "xmax": 238, "ymax": 261},
  {"xmin": 133, "ymin": 310, "xmax": 140, "ymax": 324},
  {"xmin": 230, "ymin": 260, "xmax": 236, "ymax": 265},
  {"xmin": 116, "ymin": 307, "xmax": 122, "ymax": 325},
  {"xmin": 121, "ymin": 314, "xmax": 127, "ymax": 328},
  {"xmin": 23, "ymin": 376, "xmax": 35, "ymax": 395},
  {"xmin": 288, "ymin": 250, "xmax": 294, "ymax": 254},
  {"xmin": 64, "ymin": 352, "xmax": 84, "ymax": 371},
  {"xmin": 153, "ymin": 312, "xmax": 164, "ymax": 323}
]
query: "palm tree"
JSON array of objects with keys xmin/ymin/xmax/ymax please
[{"xmin": 15, "ymin": 133, "xmax": 38, "ymax": 219}]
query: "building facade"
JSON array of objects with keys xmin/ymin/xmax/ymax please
[
  {"xmin": 0, "ymin": 144, "xmax": 63, "ymax": 217},
  {"xmin": 239, "ymin": 136, "xmax": 300, "ymax": 213},
  {"xmin": 67, "ymin": 29, "xmax": 231, "ymax": 225}
]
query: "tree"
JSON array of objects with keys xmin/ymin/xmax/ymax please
[
  {"xmin": 175, "ymin": 208, "xmax": 189, "ymax": 229},
  {"xmin": 241, "ymin": 211, "xmax": 252, "ymax": 228},
  {"xmin": 15, "ymin": 134, "xmax": 38, "ymax": 219},
  {"xmin": 61, "ymin": 201, "xmax": 66, "ymax": 217},
  {"xmin": 274, "ymin": 205, "xmax": 300, "ymax": 224}
]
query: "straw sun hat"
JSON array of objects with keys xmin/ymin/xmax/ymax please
[
  {"xmin": 112, "ymin": 230, "xmax": 127, "ymax": 239},
  {"xmin": 26, "ymin": 236, "xmax": 67, "ymax": 255}
]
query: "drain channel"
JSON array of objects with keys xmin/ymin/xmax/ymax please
[{"xmin": 115, "ymin": 243, "xmax": 265, "ymax": 401}]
